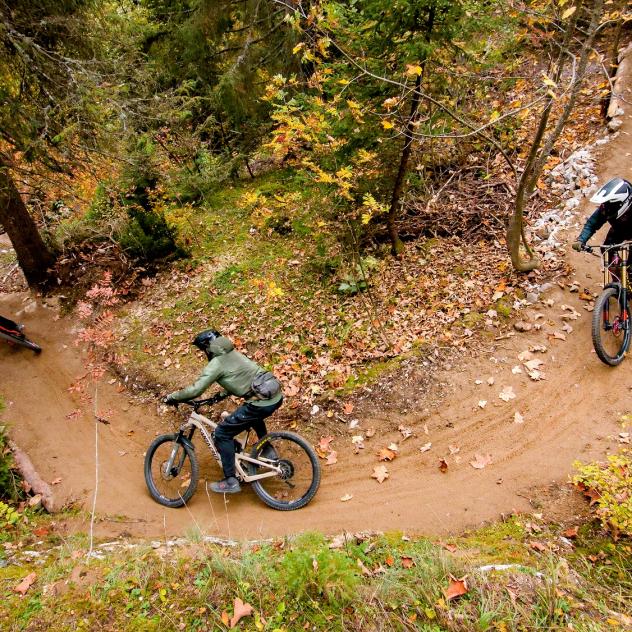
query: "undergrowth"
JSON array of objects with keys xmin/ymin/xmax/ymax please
[{"xmin": 0, "ymin": 517, "xmax": 630, "ymax": 631}]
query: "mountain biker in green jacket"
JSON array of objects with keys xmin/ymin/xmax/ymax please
[{"xmin": 165, "ymin": 330, "xmax": 283, "ymax": 494}]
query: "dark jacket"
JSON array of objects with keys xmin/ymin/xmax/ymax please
[
  {"xmin": 578, "ymin": 204, "xmax": 632, "ymax": 246},
  {"xmin": 168, "ymin": 336, "xmax": 282, "ymax": 408}
]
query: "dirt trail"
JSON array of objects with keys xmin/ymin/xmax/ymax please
[{"xmin": 3, "ymin": 69, "xmax": 632, "ymax": 541}]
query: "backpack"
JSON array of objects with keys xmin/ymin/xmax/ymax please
[{"xmin": 250, "ymin": 371, "xmax": 281, "ymax": 400}]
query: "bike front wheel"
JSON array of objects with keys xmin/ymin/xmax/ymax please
[
  {"xmin": 144, "ymin": 434, "xmax": 199, "ymax": 508},
  {"xmin": 249, "ymin": 431, "xmax": 321, "ymax": 511},
  {"xmin": 592, "ymin": 286, "xmax": 631, "ymax": 366}
]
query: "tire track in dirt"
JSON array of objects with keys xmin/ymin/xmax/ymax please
[{"xmin": 2, "ymin": 64, "xmax": 632, "ymax": 541}]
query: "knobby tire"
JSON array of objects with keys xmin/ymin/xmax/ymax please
[
  {"xmin": 591, "ymin": 286, "xmax": 631, "ymax": 366},
  {"xmin": 144, "ymin": 433, "xmax": 199, "ymax": 508},
  {"xmin": 249, "ymin": 431, "xmax": 320, "ymax": 511}
]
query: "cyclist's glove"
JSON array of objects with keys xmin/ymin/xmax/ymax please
[
  {"xmin": 164, "ymin": 395, "xmax": 178, "ymax": 406},
  {"xmin": 572, "ymin": 240, "xmax": 584, "ymax": 252}
]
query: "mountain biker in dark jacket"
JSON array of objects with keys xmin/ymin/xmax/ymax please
[
  {"xmin": 572, "ymin": 177, "xmax": 632, "ymax": 251},
  {"xmin": 165, "ymin": 330, "xmax": 283, "ymax": 494}
]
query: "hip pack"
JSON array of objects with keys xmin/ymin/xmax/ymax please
[{"xmin": 250, "ymin": 371, "xmax": 281, "ymax": 400}]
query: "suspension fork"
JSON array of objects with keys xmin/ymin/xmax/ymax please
[{"xmin": 165, "ymin": 427, "xmax": 196, "ymax": 474}]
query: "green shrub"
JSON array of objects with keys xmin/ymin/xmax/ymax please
[
  {"xmin": 117, "ymin": 206, "xmax": 185, "ymax": 263},
  {"xmin": 573, "ymin": 450, "xmax": 632, "ymax": 537},
  {"xmin": 0, "ymin": 422, "xmax": 21, "ymax": 502},
  {"xmin": 277, "ymin": 532, "xmax": 360, "ymax": 604}
]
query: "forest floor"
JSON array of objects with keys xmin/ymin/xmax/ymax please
[{"xmin": 1, "ymin": 51, "xmax": 632, "ymax": 545}]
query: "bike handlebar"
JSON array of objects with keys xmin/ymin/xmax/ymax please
[{"xmin": 173, "ymin": 393, "xmax": 228, "ymax": 411}]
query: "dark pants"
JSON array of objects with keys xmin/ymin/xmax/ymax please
[{"xmin": 214, "ymin": 398, "xmax": 283, "ymax": 478}]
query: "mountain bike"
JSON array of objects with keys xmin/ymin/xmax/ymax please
[
  {"xmin": 144, "ymin": 398, "xmax": 321, "ymax": 511},
  {"xmin": 0, "ymin": 315, "xmax": 42, "ymax": 353},
  {"xmin": 581, "ymin": 241, "xmax": 632, "ymax": 366}
]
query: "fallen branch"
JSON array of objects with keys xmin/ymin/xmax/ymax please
[{"xmin": 8, "ymin": 440, "xmax": 55, "ymax": 512}]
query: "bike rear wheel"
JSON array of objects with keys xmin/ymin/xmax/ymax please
[
  {"xmin": 144, "ymin": 434, "xmax": 199, "ymax": 508},
  {"xmin": 249, "ymin": 431, "xmax": 320, "ymax": 511},
  {"xmin": 592, "ymin": 286, "xmax": 631, "ymax": 366}
]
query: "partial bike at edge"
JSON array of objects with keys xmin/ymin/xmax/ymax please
[
  {"xmin": 0, "ymin": 315, "xmax": 41, "ymax": 353},
  {"xmin": 144, "ymin": 398, "xmax": 321, "ymax": 511},
  {"xmin": 581, "ymin": 241, "xmax": 632, "ymax": 366}
]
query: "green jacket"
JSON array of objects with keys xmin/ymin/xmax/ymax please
[{"xmin": 168, "ymin": 336, "xmax": 282, "ymax": 408}]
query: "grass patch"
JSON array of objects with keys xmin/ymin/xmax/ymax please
[{"xmin": 0, "ymin": 517, "xmax": 630, "ymax": 631}]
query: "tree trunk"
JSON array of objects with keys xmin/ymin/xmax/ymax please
[
  {"xmin": 387, "ymin": 7, "xmax": 435, "ymax": 256},
  {"xmin": 387, "ymin": 70, "xmax": 422, "ymax": 256},
  {"xmin": 600, "ymin": 0, "xmax": 626, "ymax": 118},
  {"xmin": 507, "ymin": 0, "xmax": 602, "ymax": 272},
  {"xmin": 0, "ymin": 163, "xmax": 55, "ymax": 288}
]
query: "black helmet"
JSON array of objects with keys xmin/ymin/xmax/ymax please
[{"xmin": 192, "ymin": 329, "xmax": 221, "ymax": 355}]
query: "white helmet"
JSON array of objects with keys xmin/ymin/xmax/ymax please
[{"xmin": 590, "ymin": 177, "xmax": 632, "ymax": 220}]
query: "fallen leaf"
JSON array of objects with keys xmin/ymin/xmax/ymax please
[
  {"xmin": 398, "ymin": 425, "xmax": 413, "ymax": 439},
  {"xmin": 524, "ymin": 359, "xmax": 544, "ymax": 370},
  {"xmin": 529, "ymin": 344, "xmax": 547, "ymax": 353},
  {"xmin": 530, "ymin": 541, "xmax": 547, "ymax": 552},
  {"xmin": 514, "ymin": 411, "xmax": 524, "ymax": 424},
  {"xmin": 325, "ymin": 450, "xmax": 338, "ymax": 465},
  {"xmin": 343, "ymin": 402, "xmax": 354, "ymax": 415},
  {"xmin": 562, "ymin": 526, "xmax": 578, "ymax": 538},
  {"xmin": 469, "ymin": 453, "xmax": 493, "ymax": 469},
  {"xmin": 33, "ymin": 527, "xmax": 49, "ymax": 537},
  {"xmin": 372, "ymin": 464, "xmax": 389, "ymax": 483},
  {"xmin": 550, "ymin": 331, "xmax": 566, "ymax": 341},
  {"xmin": 348, "ymin": 419, "xmax": 359, "ymax": 430},
  {"xmin": 579, "ymin": 292, "xmax": 593, "ymax": 301},
  {"xmin": 518, "ymin": 350, "xmax": 533, "ymax": 361},
  {"xmin": 440, "ymin": 542, "xmax": 457, "ymax": 553},
  {"xmin": 230, "ymin": 598, "xmax": 254, "ymax": 628},
  {"xmin": 487, "ymin": 377, "xmax": 495, "ymax": 385},
  {"xmin": 387, "ymin": 442, "xmax": 399, "ymax": 452},
  {"xmin": 14, "ymin": 573, "xmax": 37, "ymax": 595},
  {"xmin": 366, "ymin": 428, "xmax": 376, "ymax": 438},
  {"xmin": 318, "ymin": 436, "xmax": 334, "ymax": 452},
  {"xmin": 378, "ymin": 447, "xmax": 397, "ymax": 461},
  {"xmin": 419, "ymin": 442, "xmax": 432, "ymax": 453},
  {"xmin": 562, "ymin": 323, "xmax": 573, "ymax": 334},
  {"xmin": 401, "ymin": 556, "xmax": 415, "ymax": 569},
  {"xmin": 50, "ymin": 477, "xmax": 62, "ymax": 485},
  {"xmin": 478, "ymin": 400, "xmax": 487, "ymax": 409},
  {"xmin": 511, "ymin": 365, "xmax": 523, "ymax": 374},
  {"xmin": 445, "ymin": 575, "xmax": 468, "ymax": 600},
  {"xmin": 448, "ymin": 444, "xmax": 460, "ymax": 455},
  {"xmin": 527, "ymin": 368, "xmax": 545, "ymax": 381},
  {"xmin": 439, "ymin": 458, "xmax": 449, "ymax": 473},
  {"xmin": 385, "ymin": 554, "xmax": 395, "ymax": 567},
  {"xmin": 499, "ymin": 386, "xmax": 516, "ymax": 402},
  {"xmin": 340, "ymin": 493, "xmax": 353, "ymax": 502}
]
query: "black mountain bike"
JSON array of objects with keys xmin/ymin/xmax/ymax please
[
  {"xmin": 581, "ymin": 242, "xmax": 632, "ymax": 366},
  {"xmin": 144, "ymin": 398, "xmax": 321, "ymax": 511},
  {"xmin": 0, "ymin": 315, "xmax": 41, "ymax": 353}
]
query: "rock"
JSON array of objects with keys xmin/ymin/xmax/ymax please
[
  {"xmin": 526, "ymin": 292, "xmax": 539, "ymax": 304},
  {"xmin": 608, "ymin": 118, "xmax": 623, "ymax": 132},
  {"xmin": 514, "ymin": 321, "xmax": 533, "ymax": 332},
  {"xmin": 535, "ymin": 226, "xmax": 550, "ymax": 239}
]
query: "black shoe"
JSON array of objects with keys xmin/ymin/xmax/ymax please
[
  {"xmin": 259, "ymin": 443, "xmax": 278, "ymax": 461},
  {"xmin": 209, "ymin": 477, "xmax": 241, "ymax": 494}
]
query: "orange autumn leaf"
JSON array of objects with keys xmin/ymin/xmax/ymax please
[
  {"xmin": 445, "ymin": 575, "xmax": 468, "ymax": 601},
  {"xmin": 401, "ymin": 556, "xmax": 415, "ymax": 569},
  {"xmin": 14, "ymin": 572, "xmax": 37, "ymax": 596},
  {"xmin": 378, "ymin": 447, "xmax": 397, "ymax": 461}
]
